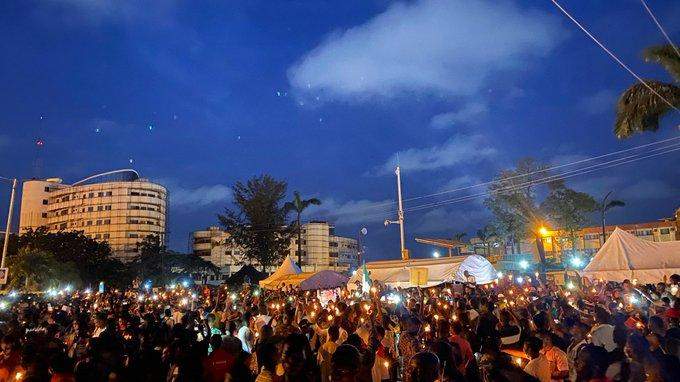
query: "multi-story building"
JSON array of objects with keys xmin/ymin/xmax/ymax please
[
  {"xmin": 19, "ymin": 169, "xmax": 167, "ymax": 261},
  {"xmin": 190, "ymin": 221, "xmax": 359, "ymax": 281}
]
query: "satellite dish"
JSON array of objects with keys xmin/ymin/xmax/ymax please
[{"xmin": 360, "ymin": 227, "xmax": 368, "ymax": 235}]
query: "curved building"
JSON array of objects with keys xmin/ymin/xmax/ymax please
[{"xmin": 19, "ymin": 169, "xmax": 167, "ymax": 261}]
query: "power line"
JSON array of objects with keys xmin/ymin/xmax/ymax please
[
  {"xmin": 549, "ymin": 0, "xmax": 680, "ymax": 113},
  {"xmin": 386, "ymin": 135, "xmax": 680, "ymax": 207},
  {"xmin": 639, "ymin": 0, "xmax": 680, "ymax": 59},
  {"xmin": 401, "ymin": 144, "xmax": 680, "ymax": 214},
  {"xmin": 345, "ymin": 135, "xmax": 680, "ymax": 212},
  {"xmin": 353, "ymin": 143, "xmax": 680, "ymax": 220}
]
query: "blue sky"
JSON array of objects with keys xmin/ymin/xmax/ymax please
[{"xmin": 0, "ymin": 0, "xmax": 678, "ymax": 259}]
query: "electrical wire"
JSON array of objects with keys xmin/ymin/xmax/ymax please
[
  {"xmin": 550, "ymin": 0, "xmax": 680, "ymax": 113},
  {"xmin": 364, "ymin": 135, "xmax": 680, "ymax": 210},
  {"xmin": 639, "ymin": 0, "xmax": 680, "ymax": 59},
  {"xmin": 353, "ymin": 143, "xmax": 680, "ymax": 220}
]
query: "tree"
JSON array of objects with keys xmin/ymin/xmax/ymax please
[
  {"xmin": 476, "ymin": 225, "xmax": 496, "ymax": 257},
  {"xmin": 6, "ymin": 248, "xmax": 80, "ymax": 291},
  {"xmin": 284, "ymin": 191, "xmax": 321, "ymax": 266},
  {"xmin": 11, "ymin": 227, "xmax": 130, "ymax": 288},
  {"xmin": 615, "ymin": 45, "xmax": 680, "ymax": 138},
  {"xmin": 598, "ymin": 191, "xmax": 625, "ymax": 245},
  {"xmin": 485, "ymin": 158, "xmax": 550, "ymax": 268},
  {"xmin": 132, "ymin": 235, "xmax": 218, "ymax": 284},
  {"xmin": 541, "ymin": 181, "xmax": 598, "ymax": 253},
  {"xmin": 218, "ymin": 175, "xmax": 292, "ymax": 272},
  {"xmin": 451, "ymin": 232, "xmax": 467, "ymax": 256}
]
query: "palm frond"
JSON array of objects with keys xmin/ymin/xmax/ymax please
[
  {"xmin": 644, "ymin": 45, "xmax": 680, "ymax": 82},
  {"xmin": 614, "ymin": 80, "xmax": 680, "ymax": 138},
  {"xmin": 604, "ymin": 200, "xmax": 625, "ymax": 212}
]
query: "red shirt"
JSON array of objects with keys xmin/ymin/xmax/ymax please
[
  {"xmin": 449, "ymin": 334, "xmax": 473, "ymax": 374},
  {"xmin": 202, "ymin": 348, "xmax": 235, "ymax": 382}
]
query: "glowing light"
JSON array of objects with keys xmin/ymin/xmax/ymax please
[
  {"xmin": 566, "ymin": 282, "xmax": 575, "ymax": 290},
  {"xmin": 8, "ymin": 291, "xmax": 18, "ymax": 298},
  {"xmin": 515, "ymin": 357, "xmax": 523, "ymax": 366},
  {"xmin": 629, "ymin": 295, "xmax": 639, "ymax": 304},
  {"xmin": 152, "ymin": 294, "xmax": 159, "ymax": 301},
  {"xmin": 181, "ymin": 280, "xmax": 190, "ymax": 288},
  {"xmin": 538, "ymin": 227, "xmax": 549, "ymax": 236},
  {"xmin": 230, "ymin": 293, "xmax": 237, "ymax": 301},
  {"xmin": 84, "ymin": 288, "xmax": 92, "ymax": 294},
  {"xmin": 570, "ymin": 257, "xmax": 583, "ymax": 268},
  {"xmin": 0, "ymin": 301, "xmax": 8, "ymax": 310},
  {"xmin": 383, "ymin": 361, "xmax": 390, "ymax": 368},
  {"xmin": 432, "ymin": 251, "xmax": 440, "ymax": 258},
  {"xmin": 496, "ymin": 271, "xmax": 503, "ymax": 278},
  {"xmin": 137, "ymin": 295, "xmax": 145, "ymax": 302},
  {"xmin": 370, "ymin": 287, "xmax": 377, "ymax": 294},
  {"xmin": 253, "ymin": 290, "xmax": 260, "ymax": 297},
  {"xmin": 516, "ymin": 277, "xmax": 524, "ymax": 284},
  {"xmin": 424, "ymin": 324, "xmax": 431, "ymax": 333},
  {"xmin": 180, "ymin": 298, "xmax": 188, "ymax": 306},
  {"xmin": 327, "ymin": 315, "xmax": 333, "ymax": 321},
  {"xmin": 63, "ymin": 285, "xmax": 73, "ymax": 293},
  {"xmin": 671, "ymin": 285, "xmax": 679, "ymax": 295},
  {"xmin": 519, "ymin": 260, "xmax": 529, "ymax": 270}
]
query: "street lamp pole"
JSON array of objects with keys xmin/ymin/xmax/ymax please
[
  {"xmin": 384, "ymin": 166, "xmax": 408, "ymax": 260},
  {"xmin": 1, "ymin": 178, "xmax": 18, "ymax": 269}
]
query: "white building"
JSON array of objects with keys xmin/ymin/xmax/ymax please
[
  {"xmin": 190, "ymin": 221, "xmax": 359, "ymax": 281},
  {"xmin": 19, "ymin": 169, "xmax": 167, "ymax": 261}
]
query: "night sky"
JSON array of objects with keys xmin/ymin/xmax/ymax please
[{"xmin": 0, "ymin": 0, "xmax": 678, "ymax": 260}]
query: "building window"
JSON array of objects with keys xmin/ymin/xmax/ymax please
[
  {"xmin": 97, "ymin": 206, "xmax": 103, "ymax": 211},
  {"xmin": 129, "ymin": 233, "xmax": 139, "ymax": 238},
  {"xmin": 105, "ymin": 205, "xmax": 111, "ymax": 210},
  {"xmin": 44, "ymin": 187, "xmax": 50, "ymax": 192},
  {"xmin": 87, "ymin": 207, "xmax": 93, "ymax": 212},
  {"xmin": 88, "ymin": 193, "xmax": 94, "ymax": 198},
  {"xmin": 131, "ymin": 191, "xmax": 140, "ymax": 196},
  {"xmin": 95, "ymin": 234, "xmax": 101, "ymax": 239},
  {"xmin": 59, "ymin": 223, "xmax": 67, "ymax": 230},
  {"xmin": 96, "ymin": 220, "xmax": 102, "ymax": 225},
  {"xmin": 98, "ymin": 192, "xmax": 103, "ymax": 197},
  {"xmin": 86, "ymin": 221, "xmax": 92, "ymax": 226},
  {"xmin": 106, "ymin": 191, "xmax": 113, "ymax": 196},
  {"xmin": 104, "ymin": 219, "xmax": 110, "ymax": 225},
  {"xmin": 661, "ymin": 228, "xmax": 671, "ymax": 235},
  {"xmin": 41, "ymin": 213, "xmax": 47, "ymax": 218},
  {"xmin": 103, "ymin": 234, "xmax": 110, "ymax": 239},
  {"xmin": 42, "ymin": 199, "xmax": 48, "ymax": 205}
]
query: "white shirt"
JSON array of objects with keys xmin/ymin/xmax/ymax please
[
  {"xmin": 237, "ymin": 325, "xmax": 253, "ymax": 353},
  {"xmin": 590, "ymin": 324, "xmax": 616, "ymax": 352}
]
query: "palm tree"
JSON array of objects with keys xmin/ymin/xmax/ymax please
[
  {"xmin": 615, "ymin": 45, "xmax": 680, "ymax": 138},
  {"xmin": 450, "ymin": 232, "xmax": 467, "ymax": 256},
  {"xmin": 476, "ymin": 225, "xmax": 494, "ymax": 256},
  {"xmin": 599, "ymin": 191, "xmax": 625, "ymax": 245},
  {"xmin": 284, "ymin": 192, "xmax": 321, "ymax": 266}
]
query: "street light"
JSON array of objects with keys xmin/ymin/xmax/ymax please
[
  {"xmin": 0, "ymin": 176, "xmax": 18, "ymax": 281},
  {"xmin": 538, "ymin": 226, "xmax": 549, "ymax": 237},
  {"xmin": 519, "ymin": 260, "xmax": 529, "ymax": 270},
  {"xmin": 433, "ymin": 251, "xmax": 441, "ymax": 258}
]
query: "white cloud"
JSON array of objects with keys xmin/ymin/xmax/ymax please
[
  {"xmin": 169, "ymin": 184, "xmax": 232, "ymax": 209},
  {"xmin": 619, "ymin": 179, "xmax": 677, "ymax": 201},
  {"xmin": 376, "ymin": 134, "xmax": 496, "ymax": 175},
  {"xmin": 308, "ymin": 198, "xmax": 395, "ymax": 225},
  {"xmin": 430, "ymin": 102, "xmax": 488, "ymax": 129},
  {"xmin": 288, "ymin": 0, "xmax": 563, "ymax": 100},
  {"xmin": 577, "ymin": 89, "xmax": 617, "ymax": 115}
]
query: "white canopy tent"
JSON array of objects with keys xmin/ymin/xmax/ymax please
[
  {"xmin": 259, "ymin": 255, "xmax": 303, "ymax": 289},
  {"xmin": 580, "ymin": 227, "xmax": 680, "ymax": 284},
  {"xmin": 348, "ymin": 255, "xmax": 497, "ymax": 289}
]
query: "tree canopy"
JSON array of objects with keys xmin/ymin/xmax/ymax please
[{"xmin": 218, "ymin": 175, "xmax": 292, "ymax": 272}]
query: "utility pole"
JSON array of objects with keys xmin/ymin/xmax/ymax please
[
  {"xmin": 384, "ymin": 166, "xmax": 409, "ymax": 260},
  {"xmin": 2, "ymin": 178, "xmax": 18, "ymax": 271}
]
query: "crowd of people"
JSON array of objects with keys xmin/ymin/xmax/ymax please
[{"xmin": 0, "ymin": 271, "xmax": 678, "ymax": 382}]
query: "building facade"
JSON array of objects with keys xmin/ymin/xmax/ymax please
[
  {"xmin": 190, "ymin": 221, "xmax": 359, "ymax": 281},
  {"xmin": 19, "ymin": 169, "xmax": 167, "ymax": 261}
]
